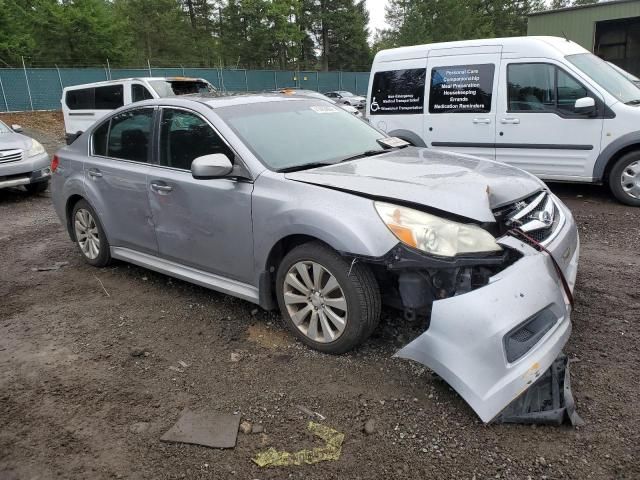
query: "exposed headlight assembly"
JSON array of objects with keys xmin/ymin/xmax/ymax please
[
  {"xmin": 375, "ymin": 202, "xmax": 502, "ymax": 257},
  {"xmin": 28, "ymin": 140, "xmax": 45, "ymax": 157}
]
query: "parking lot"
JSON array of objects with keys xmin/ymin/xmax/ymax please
[{"xmin": 1, "ymin": 112, "xmax": 639, "ymax": 479}]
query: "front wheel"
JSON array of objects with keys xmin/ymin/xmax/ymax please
[
  {"xmin": 609, "ymin": 151, "xmax": 640, "ymax": 206},
  {"xmin": 276, "ymin": 242, "xmax": 381, "ymax": 354}
]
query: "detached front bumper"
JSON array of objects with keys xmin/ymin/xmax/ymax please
[{"xmin": 395, "ymin": 201, "xmax": 580, "ymax": 423}]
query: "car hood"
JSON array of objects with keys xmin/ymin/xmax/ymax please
[
  {"xmin": 0, "ymin": 132, "xmax": 34, "ymax": 151},
  {"xmin": 285, "ymin": 148, "xmax": 544, "ymax": 223}
]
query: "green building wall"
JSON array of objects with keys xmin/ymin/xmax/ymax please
[{"xmin": 528, "ymin": 0, "xmax": 640, "ymax": 51}]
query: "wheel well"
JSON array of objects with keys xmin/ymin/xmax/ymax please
[
  {"xmin": 65, "ymin": 194, "xmax": 84, "ymax": 240},
  {"xmin": 603, "ymin": 144, "xmax": 640, "ymax": 182}
]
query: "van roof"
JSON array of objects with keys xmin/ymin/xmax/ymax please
[
  {"xmin": 62, "ymin": 77, "xmax": 209, "ymax": 92},
  {"xmin": 373, "ymin": 36, "xmax": 589, "ymax": 64}
]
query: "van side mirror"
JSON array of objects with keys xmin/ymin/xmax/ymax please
[
  {"xmin": 191, "ymin": 153, "xmax": 233, "ymax": 179},
  {"xmin": 574, "ymin": 97, "xmax": 596, "ymax": 116},
  {"xmin": 11, "ymin": 124, "xmax": 23, "ymax": 133}
]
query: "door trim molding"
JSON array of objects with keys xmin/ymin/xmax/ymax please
[
  {"xmin": 431, "ymin": 142, "xmax": 593, "ymax": 151},
  {"xmin": 111, "ymin": 247, "xmax": 260, "ymax": 304}
]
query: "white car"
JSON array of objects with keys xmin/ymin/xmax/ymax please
[
  {"xmin": 368, "ymin": 36, "xmax": 640, "ymax": 206},
  {"xmin": 276, "ymin": 89, "xmax": 362, "ymax": 116},
  {"xmin": 62, "ymin": 77, "xmax": 215, "ymax": 144},
  {"xmin": 324, "ymin": 91, "xmax": 366, "ymax": 109}
]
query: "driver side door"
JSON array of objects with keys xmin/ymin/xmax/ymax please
[
  {"xmin": 495, "ymin": 60, "xmax": 604, "ymax": 180},
  {"xmin": 147, "ymin": 107, "xmax": 255, "ymax": 283}
]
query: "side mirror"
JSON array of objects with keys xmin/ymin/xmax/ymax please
[
  {"xmin": 191, "ymin": 153, "xmax": 233, "ymax": 179},
  {"xmin": 11, "ymin": 124, "xmax": 23, "ymax": 133},
  {"xmin": 574, "ymin": 97, "xmax": 596, "ymax": 116}
]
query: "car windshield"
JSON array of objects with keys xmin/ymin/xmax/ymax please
[
  {"xmin": 566, "ymin": 53, "xmax": 640, "ymax": 104},
  {"xmin": 0, "ymin": 121, "xmax": 10, "ymax": 133},
  {"xmin": 216, "ymin": 99, "xmax": 385, "ymax": 171},
  {"xmin": 149, "ymin": 80, "xmax": 213, "ymax": 97},
  {"xmin": 607, "ymin": 62, "xmax": 640, "ymax": 83}
]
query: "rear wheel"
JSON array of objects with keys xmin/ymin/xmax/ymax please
[
  {"xmin": 276, "ymin": 242, "xmax": 381, "ymax": 354},
  {"xmin": 71, "ymin": 199, "xmax": 111, "ymax": 267},
  {"xmin": 25, "ymin": 180, "xmax": 48, "ymax": 194},
  {"xmin": 609, "ymin": 151, "xmax": 640, "ymax": 206}
]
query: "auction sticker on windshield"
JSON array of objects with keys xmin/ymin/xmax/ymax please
[{"xmin": 311, "ymin": 106, "xmax": 340, "ymax": 114}]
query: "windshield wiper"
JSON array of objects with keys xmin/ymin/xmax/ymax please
[
  {"xmin": 625, "ymin": 99, "xmax": 640, "ymax": 105},
  {"xmin": 336, "ymin": 149, "xmax": 388, "ymax": 163},
  {"xmin": 278, "ymin": 162, "xmax": 334, "ymax": 173}
]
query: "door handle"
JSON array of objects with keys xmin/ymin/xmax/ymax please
[
  {"xmin": 87, "ymin": 169, "xmax": 102, "ymax": 178},
  {"xmin": 150, "ymin": 182, "xmax": 173, "ymax": 193},
  {"xmin": 473, "ymin": 118, "xmax": 491, "ymax": 124},
  {"xmin": 500, "ymin": 118, "xmax": 520, "ymax": 125}
]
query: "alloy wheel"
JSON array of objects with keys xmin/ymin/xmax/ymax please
[
  {"xmin": 283, "ymin": 261, "xmax": 348, "ymax": 343},
  {"xmin": 621, "ymin": 160, "xmax": 640, "ymax": 199},
  {"xmin": 74, "ymin": 208, "xmax": 100, "ymax": 260}
]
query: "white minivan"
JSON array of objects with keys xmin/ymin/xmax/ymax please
[
  {"xmin": 367, "ymin": 36, "xmax": 640, "ymax": 205},
  {"xmin": 62, "ymin": 77, "xmax": 215, "ymax": 144}
]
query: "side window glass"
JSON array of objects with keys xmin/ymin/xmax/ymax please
[
  {"xmin": 507, "ymin": 64, "xmax": 555, "ymax": 112},
  {"xmin": 95, "ymin": 85, "xmax": 124, "ymax": 110},
  {"xmin": 107, "ymin": 109, "xmax": 153, "ymax": 162},
  {"xmin": 132, "ymin": 84, "xmax": 154, "ymax": 103},
  {"xmin": 557, "ymin": 70, "xmax": 589, "ymax": 114},
  {"xmin": 370, "ymin": 68, "xmax": 426, "ymax": 115},
  {"xmin": 66, "ymin": 88, "xmax": 94, "ymax": 110},
  {"xmin": 160, "ymin": 109, "xmax": 233, "ymax": 170},
  {"xmin": 429, "ymin": 64, "xmax": 495, "ymax": 113},
  {"xmin": 92, "ymin": 121, "xmax": 109, "ymax": 156}
]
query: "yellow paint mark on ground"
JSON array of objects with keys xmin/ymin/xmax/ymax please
[{"xmin": 247, "ymin": 323, "xmax": 292, "ymax": 349}]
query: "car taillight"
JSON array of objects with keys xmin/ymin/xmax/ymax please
[{"xmin": 51, "ymin": 155, "xmax": 59, "ymax": 172}]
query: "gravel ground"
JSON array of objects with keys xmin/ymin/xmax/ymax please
[{"xmin": 1, "ymin": 113, "xmax": 639, "ymax": 479}]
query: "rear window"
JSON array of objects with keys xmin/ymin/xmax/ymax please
[
  {"xmin": 66, "ymin": 85, "xmax": 124, "ymax": 110},
  {"xmin": 149, "ymin": 80, "xmax": 213, "ymax": 97}
]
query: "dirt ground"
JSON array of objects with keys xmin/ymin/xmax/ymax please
[{"xmin": 1, "ymin": 112, "xmax": 638, "ymax": 480}]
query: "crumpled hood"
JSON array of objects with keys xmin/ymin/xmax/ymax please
[
  {"xmin": 285, "ymin": 147, "xmax": 544, "ymax": 222},
  {"xmin": 0, "ymin": 132, "xmax": 34, "ymax": 151}
]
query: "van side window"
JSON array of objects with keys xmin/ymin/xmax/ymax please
[
  {"xmin": 92, "ymin": 121, "xmax": 109, "ymax": 156},
  {"xmin": 132, "ymin": 84, "xmax": 154, "ymax": 103},
  {"xmin": 429, "ymin": 64, "xmax": 495, "ymax": 114},
  {"xmin": 107, "ymin": 109, "xmax": 153, "ymax": 163},
  {"xmin": 507, "ymin": 63, "xmax": 594, "ymax": 116},
  {"xmin": 370, "ymin": 69, "xmax": 426, "ymax": 115},
  {"xmin": 95, "ymin": 85, "xmax": 123, "ymax": 110},
  {"xmin": 159, "ymin": 109, "xmax": 233, "ymax": 170},
  {"xmin": 66, "ymin": 88, "xmax": 93, "ymax": 110}
]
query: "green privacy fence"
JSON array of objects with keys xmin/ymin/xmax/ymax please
[{"xmin": 0, "ymin": 67, "xmax": 371, "ymax": 112}]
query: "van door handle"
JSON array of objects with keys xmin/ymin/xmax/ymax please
[
  {"xmin": 150, "ymin": 182, "xmax": 173, "ymax": 193},
  {"xmin": 473, "ymin": 118, "xmax": 491, "ymax": 124},
  {"xmin": 500, "ymin": 118, "xmax": 520, "ymax": 125},
  {"xmin": 87, "ymin": 168, "xmax": 102, "ymax": 178}
]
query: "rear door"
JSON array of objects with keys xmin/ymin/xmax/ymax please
[
  {"xmin": 426, "ymin": 46, "xmax": 501, "ymax": 160},
  {"xmin": 146, "ymin": 107, "xmax": 254, "ymax": 283},
  {"xmin": 83, "ymin": 107, "xmax": 158, "ymax": 254},
  {"xmin": 495, "ymin": 59, "xmax": 604, "ymax": 180}
]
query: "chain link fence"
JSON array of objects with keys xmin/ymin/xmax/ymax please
[{"xmin": 0, "ymin": 67, "xmax": 371, "ymax": 112}]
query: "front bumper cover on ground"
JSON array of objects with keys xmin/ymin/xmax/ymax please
[{"xmin": 395, "ymin": 234, "xmax": 580, "ymax": 424}]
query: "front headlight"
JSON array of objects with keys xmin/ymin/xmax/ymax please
[
  {"xmin": 375, "ymin": 202, "xmax": 502, "ymax": 257},
  {"xmin": 28, "ymin": 140, "xmax": 45, "ymax": 157}
]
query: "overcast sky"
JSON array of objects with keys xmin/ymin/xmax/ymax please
[{"xmin": 366, "ymin": 0, "xmax": 389, "ymax": 38}]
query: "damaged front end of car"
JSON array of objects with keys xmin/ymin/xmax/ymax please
[{"xmin": 365, "ymin": 190, "xmax": 582, "ymax": 425}]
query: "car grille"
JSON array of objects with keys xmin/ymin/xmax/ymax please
[
  {"xmin": 494, "ymin": 191, "xmax": 564, "ymax": 246},
  {"xmin": 0, "ymin": 149, "xmax": 22, "ymax": 164}
]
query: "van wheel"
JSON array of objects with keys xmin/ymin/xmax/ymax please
[
  {"xmin": 71, "ymin": 199, "xmax": 111, "ymax": 267},
  {"xmin": 609, "ymin": 151, "xmax": 640, "ymax": 206},
  {"xmin": 275, "ymin": 242, "xmax": 381, "ymax": 354}
]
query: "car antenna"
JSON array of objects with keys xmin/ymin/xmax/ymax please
[{"xmin": 562, "ymin": 31, "xmax": 570, "ymax": 42}]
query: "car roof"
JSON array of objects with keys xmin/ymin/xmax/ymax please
[
  {"xmin": 128, "ymin": 93, "xmax": 320, "ymax": 110},
  {"xmin": 62, "ymin": 77, "xmax": 209, "ymax": 91}
]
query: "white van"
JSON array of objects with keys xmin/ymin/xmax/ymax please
[
  {"xmin": 367, "ymin": 36, "xmax": 640, "ymax": 205},
  {"xmin": 62, "ymin": 77, "xmax": 215, "ymax": 144}
]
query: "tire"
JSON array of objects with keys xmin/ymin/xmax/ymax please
[
  {"xmin": 609, "ymin": 151, "xmax": 640, "ymax": 206},
  {"xmin": 71, "ymin": 199, "xmax": 111, "ymax": 267},
  {"xmin": 25, "ymin": 180, "xmax": 48, "ymax": 194},
  {"xmin": 275, "ymin": 241, "xmax": 381, "ymax": 354}
]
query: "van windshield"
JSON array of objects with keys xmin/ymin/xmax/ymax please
[
  {"xmin": 566, "ymin": 53, "xmax": 640, "ymax": 104},
  {"xmin": 149, "ymin": 80, "xmax": 214, "ymax": 97}
]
